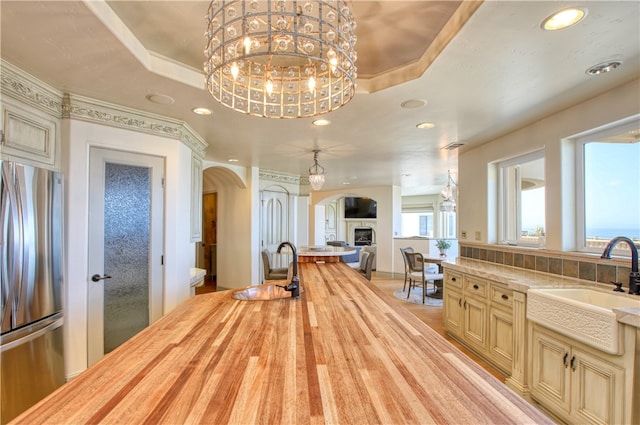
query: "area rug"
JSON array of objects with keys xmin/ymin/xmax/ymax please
[{"xmin": 393, "ymin": 288, "xmax": 443, "ymax": 307}]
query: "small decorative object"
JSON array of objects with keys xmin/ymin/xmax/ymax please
[{"xmin": 435, "ymin": 239, "xmax": 451, "ymax": 257}]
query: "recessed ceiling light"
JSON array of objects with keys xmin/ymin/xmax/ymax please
[
  {"xmin": 227, "ymin": 158, "xmax": 239, "ymax": 162},
  {"xmin": 401, "ymin": 99, "xmax": 427, "ymax": 109},
  {"xmin": 541, "ymin": 7, "xmax": 588, "ymax": 31},
  {"xmin": 586, "ymin": 61, "xmax": 622, "ymax": 76},
  {"xmin": 192, "ymin": 107, "xmax": 212, "ymax": 116},
  {"xmin": 146, "ymin": 93, "xmax": 175, "ymax": 104},
  {"xmin": 312, "ymin": 119, "xmax": 331, "ymax": 126},
  {"xmin": 416, "ymin": 122, "xmax": 435, "ymax": 129}
]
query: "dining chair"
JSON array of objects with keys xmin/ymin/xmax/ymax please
[
  {"xmin": 261, "ymin": 249, "xmax": 289, "ymax": 281},
  {"xmin": 359, "ymin": 251, "xmax": 375, "ymax": 280},
  {"xmin": 399, "ymin": 247, "xmax": 413, "ymax": 291},
  {"xmin": 404, "ymin": 251, "xmax": 444, "ymax": 303}
]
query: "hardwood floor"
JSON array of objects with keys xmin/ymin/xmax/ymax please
[{"xmin": 196, "ymin": 271, "xmax": 505, "ymax": 383}]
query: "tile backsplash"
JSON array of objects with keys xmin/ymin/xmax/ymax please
[{"xmin": 459, "ymin": 244, "xmax": 633, "ymax": 289}]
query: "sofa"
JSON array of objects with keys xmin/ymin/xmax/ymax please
[{"xmin": 326, "ymin": 241, "xmax": 361, "ymax": 267}]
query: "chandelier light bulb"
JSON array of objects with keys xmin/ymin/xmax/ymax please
[
  {"xmin": 243, "ymin": 36, "xmax": 252, "ymax": 54},
  {"xmin": 308, "ymin": 76, "xmax": 316, "ymax": 91},
  {"xmin": 266, "ymin": 78, "xmax": 274, "ymax": 95},
  {"xmin": 230, "ymin": 62, "xmax": 239, "ymax": 80}
]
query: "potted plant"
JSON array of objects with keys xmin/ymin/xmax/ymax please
[{"xmin": 435, "ymin": 239, "xmax": 452, "ymax": 257}]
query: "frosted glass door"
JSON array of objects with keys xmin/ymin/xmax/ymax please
[
  {"xmin": 103, "ymin": 163, "xmax": 150, "ymax": 352},
  {"xmin": 88, "ymin": 148, "xmax": 164, "ymax": 366}
]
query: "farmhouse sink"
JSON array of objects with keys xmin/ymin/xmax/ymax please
[
  {"xmin": 232, "ymin": 284, "xmax": 303, "ymax": 301},
  {"xmin": 527, "ymin": 288, "xmax": 640, "ymax": 354}
]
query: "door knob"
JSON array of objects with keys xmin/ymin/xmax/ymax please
[{"xmin": 91, "ymin": 274, "xmax": 112, "ymax": 282}]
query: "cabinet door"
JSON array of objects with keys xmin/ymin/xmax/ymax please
[
  {"xmin": 463, "ymin": 296, "xmax": 487, "ymax": 350},
  {"xmin": 443, "ymin": 288, "xmax": 463, "ymax": 337},
  {"xmin": 571, "ymin": 347, "xmax": 624, "ymax": 425},
  {"xmin": 488, "ymin": 305, "xmax": 513, "ymax": 373},
  {"xmin": 531, "ymin": 327, "xmax": 571, "ymax": 415},
  {"xmin": 1, "ymin": 98, "xmax": 59, "ymax": 168}
]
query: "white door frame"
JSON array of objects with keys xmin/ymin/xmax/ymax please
[{"xmin": 87, "ymin": 147, "xmax": 164, "ymax": 366}]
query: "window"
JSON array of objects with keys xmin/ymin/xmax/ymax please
[
  {"xmin": 498, "ymin": 150, "xmax": 546, "ymax": 246},
  {"xmin": 577, "ymin": 122, "xmax": 640, "ymax": 254},
  {"xmin": 440, "ymin": 210, "xmax": 456, "ymax": 238},
  {"xmin": 401, "ymin": 212, "xmax": 433, "ymax": 237}
]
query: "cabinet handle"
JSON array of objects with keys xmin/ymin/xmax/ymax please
[
  {"xmin": 563, "ymin": 352, "xmax": 569, "ymax": 368},
  {"xmin": 501, "ymin": 294, "xmax": 509, "ymax": 301},
  {"xmin": 451, "ymin": 277, "xmax": 457, "ymax": 282},
  {"xmin": 458, "ymin": 298, "xmax": 462, "ymax": 307},
  {"xmin": 473, "ymin": 284, "xmax": 479, "ymax": 290},
  {"xmin": 463, "ymin": 300, "xmax": 467, "ymax": 309},
  {"xmin": 570, "ymin": 355, "xmax": 576, "ymax": 371}
]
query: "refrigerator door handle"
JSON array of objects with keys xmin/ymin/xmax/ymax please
[
  {"xmin": 0, "ymin": 314, "xmax": 64, "ymax": 353},
  {"xmin": 1, "ymin": 162, "xmax": 21, "ymax": 332}
]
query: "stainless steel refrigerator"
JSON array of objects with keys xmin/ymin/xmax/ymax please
[{"xmin": 1, "ymin": 160, "xmax": 65, "ymax": 424}]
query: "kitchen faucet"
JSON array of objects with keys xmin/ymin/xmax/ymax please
[
  {"xmin": 600, "ymin": 236, "xmax": 640, "ymax": 295},
  {"xmin": 276, "ymin": 241, "xmax": 300, "ymax": 298}
]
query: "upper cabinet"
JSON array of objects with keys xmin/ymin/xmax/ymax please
[
  {"xmin": 1, "ymin": 97, "xmax": 60, "ymax": 169},
  {"xmin": 1, "ymin": 61, "xmax": 62, "ymax": 170}
]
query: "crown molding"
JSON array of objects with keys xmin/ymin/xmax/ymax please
[
  {"xmin": 260, "ymin": 169, "xmax": 305, "ymax": 186},
  {"xmin": 1, "ymin": 59, "xmax": 63, "ymax": 118},
  {"xmin": 1, "ymin": 60, "xmax": 207, "ymax": 158}
]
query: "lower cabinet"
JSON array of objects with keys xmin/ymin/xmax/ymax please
[
  {"xmin": 443, "ymin": 270, "xmax": 515, "ymax": 376},
  {"xmin": 530, "ymin": 324, "xmax": 629, "ymax": 424}
]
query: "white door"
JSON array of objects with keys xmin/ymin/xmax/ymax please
[
  {"xmin": 260, "ymin": 188, "xmax": 289, "ymax": 274},
  {"xmin": 87, "ymin": 148, "xmax": 164, "ymax": 366}
]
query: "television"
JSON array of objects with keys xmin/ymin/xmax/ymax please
[{"xmin": 344, "ymin": 197, "xmax": 377, "ymax": 219}]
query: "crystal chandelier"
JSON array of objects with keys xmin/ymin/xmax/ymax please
[
  {"xmin": 441, "ymin": 170, "xmax": 457, "ymax": 212},
  {"xmin": 308, "ymin": 150, "xmax": 325, "ymax": 190},
  {"xmin": 204, "ymin": 0, "xmax": 358, "ymax": 119}
]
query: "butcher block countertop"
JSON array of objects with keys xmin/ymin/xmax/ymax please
[{"xmin": 13, "ymin": 263, "xmax": 552, "ymax": 424}]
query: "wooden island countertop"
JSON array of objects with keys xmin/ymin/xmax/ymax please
[{"xmin": 13, "ymin": 263, "xmax": 552, "ymax": 424}]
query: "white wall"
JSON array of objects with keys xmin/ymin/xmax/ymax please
[
  {"xmin": 63, "ymin": 119, "xmax": 193, "ymax": 378},
  {"xmin": 458, "ymin": 78, "xmax": 640, "ymax": 251}
]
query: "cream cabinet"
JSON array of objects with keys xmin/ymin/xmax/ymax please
[
  {"xmin": 442, "ymin": 271, "xmax": 463, "ymax": 337},
  {"xmin": 443, "ymin": 270, "xmax": 515, "ymax": 376},
  {"xmin": 0, "ymin": 96, "xmax": 60, "ymax": 169},
  {"xmin": 530, "ymin": 324, "xmax": 629, "ymax": 425}
]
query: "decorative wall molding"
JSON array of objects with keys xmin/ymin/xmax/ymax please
[
  {"xmin": 260, "ymin": 170, "xmax": 303, "ymax": 186},
  {"xmin": 62, "ymin": 94, "xmax": 207, "ymax": 158},
  {"xmin": 1, "ymin": 60, "xmax": 207, "ymax": 158},
  {"xmin": 1, "ymin": 59, "xmax": 63, "ymax": 118}
]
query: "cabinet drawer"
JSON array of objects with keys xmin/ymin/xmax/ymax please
[
  {"xmin": 444, "ymin": 270, "xmax": 463, "ymax": 289},
  {"xmin": 464, "ymin": 276, "xmax": 488, "ymax": 298},
  {"xmin": 490, "ymin": 284, "xmax": 513, "ymax": 309}
]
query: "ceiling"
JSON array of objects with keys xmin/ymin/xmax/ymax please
[{"xmin": 2, "ymin": 1, "xmax": 639, "ymax": 195}]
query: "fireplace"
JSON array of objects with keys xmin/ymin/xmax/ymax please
[{"xmin": 354, "ymin": 227, "xmax": 373, "ymax": 246}]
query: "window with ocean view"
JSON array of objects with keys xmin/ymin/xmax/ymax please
[{"xmin": 578, "ymin": 122, "xmax": 640, "ymax": 255}]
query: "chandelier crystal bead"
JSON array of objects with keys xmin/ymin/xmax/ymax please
[{"xmin": 204, "ymin": 0, "xmax": 358, "ymax": 119}]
